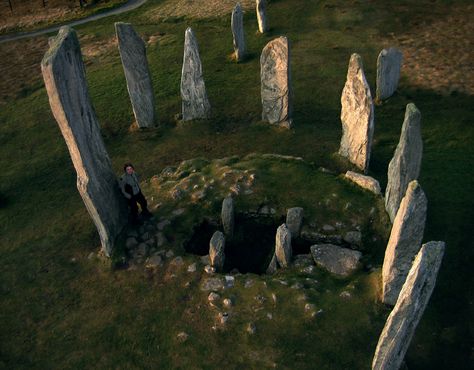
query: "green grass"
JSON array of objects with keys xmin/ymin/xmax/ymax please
[{"xmin": 0, "ymin": 0, "xmax": 473, "ymax": 369}]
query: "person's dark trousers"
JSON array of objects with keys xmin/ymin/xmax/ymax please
[{"xmin": 128, "ymin": 191, "xmax": 151, "ymax": 223}]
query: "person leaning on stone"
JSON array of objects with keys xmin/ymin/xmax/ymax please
[{"xmin": 120, "ymin": 163, "xmax": 152, "ymax": 224}]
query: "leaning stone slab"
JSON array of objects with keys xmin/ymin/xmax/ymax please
[
  {"xmin": 115, "ymin": 22, "xmax": 156, "ymax": 128},
  {"xmin": 339, "ymin": 53, "xmax": 374, "ymax": 174},
  {"xmin": 261, "ymin": 36, "xmax": 293, "ymax": 128},
  {"xmin": 345, "ymin": 171, "xmax": 381, "ymax": 195},
  {"xmin": 41, "ymin": 26, "xmax": 127, "ymax": 257},
  {"xmin": 310, "ymin": 244, "xmax": 362, "ymax": 277},
  {"xmin": 181, "ymin": 27, "xmax": 211, "ymax": 121},
  {"xmin": 256, "ymin": 0, "xmax": 268, "ymax": 33},
  {"xmin": 373, "ymin": 241, "xmax": 445, "ymax": 370},
  {"xmin": 382, "ymin": 180, "xmax": 427, "ymax": 305},
  {"xmin": 286, "ymin": 207, "xmax": 304, "ymax": 238},
  {"xmin": 231, "ymin": 3, "xmax": 246, "ymax": 62},
  {"xmin": 385, "ymin": 103, "xmax": 423, "ymax": 222},
  {"xmin": 266, "ymin": 253, "xmax": 278, "ymax": 274},
  {"xmin": 210, "ymin": 231, "xmax": 226, "ymax": 272},
  {"xmin": 221, "ymin": 196, "xmax": 234, "ymax": 238},
  {"xmin": 376, "ymin": 48, "xmax": 403, "ymax": 101},
  {"xmin": 275, "ymin": 224, "xmax": 292, "ymax": 267}
]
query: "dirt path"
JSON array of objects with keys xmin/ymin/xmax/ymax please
[{"xmin": 0, "ymin": 0, "xmax": 148, "ymax": 44}]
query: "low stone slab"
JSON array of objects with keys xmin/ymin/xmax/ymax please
[
  {"xmin": 373, "ymin": 241, "xmax": 445, "ymax": 370},
  {"xmin": 275, "ymin": 224, "xmax": 292, "ymax": 267},
  {"xmin": 261, "ymin": 36, "xmax": 293, "ymax": 128},
  {"xmin": 221, "ymin": 196, "xmax": 234, "ymax": 238},
  {"xmin": 382, "ymin": 180, "xmax": 427, "ymax": 305},
  {"xmin": 286, "ymin": 207, "xmax": 304, "ymax": 238},
  {"xmin": 210, "ymin": 231, "xmax": 225, "ymax": 272},
  {"xmin": 200, "ymin": 277, "xmax": 225, "ymax": 291},
  {"xmin": 339, "ymin": 53, "xmax": 374, "ymax": 174},
  {"xmin": 345, "ymin": 171, "xmax": 381, "ymax": 195},
  {"xmin": 310, "ymin": 244, "xmax": 362, "ymax": 277},
  {"xmin": 376, "ymin": 47, "xmax": 403, "ymax": 101},
  {"xmin": 385, "ymin": 103, "xmax": 423, "ymax": 222}
]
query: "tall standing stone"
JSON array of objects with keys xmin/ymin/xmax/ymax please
[
  {"xmin": 373, "ymin": 241, "xmax": 445, "ymax": 370},
  {"xmin": 376, "ymin": 48, "xmax": 403, "ymax": 101},
  {"xmin": 210, "ymin": 231, "xmax": 226, "ymax": 272},
  {"xmin": 41, "ymin": 26, "xmax": 127, "ymax": 257},
  {"xmin": 181, "ymin": 27, "xmax": 211, "ymax": 121},
  {"xmin": 221, "ymin": 196, "xmax": 234, "ymax": 238},
  {"xmin": 382, "ymin": 180, "xmax": 427, "ymax": 305},
  {"xmin": 339, "ymin": 53, "xmax": 374, "ymax": 174},
  {"xmin": 385, "ymin": 103, "xmax": 423, "ymax": 222},
  {"xmin": 115, "ymin": 22, "xmax": 156, "ymax": 128},
  {"xmin": 256, "ymin": 0, "xmax": 268, "ymax": 33},
  {"xmin": 275, "ymin": 224, "xmax": 292, "ymax": 267},
  {"xmin": 231, "ymin": 3, "xmax": 246, "ymax": 62},
  {"xmin": 261, "ymin": 36, "xmax": 293, "ymax": 128}
]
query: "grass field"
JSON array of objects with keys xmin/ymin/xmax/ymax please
[{"xmin": 0, "ymin": 0, "xmax": 473, "ymax": 368}]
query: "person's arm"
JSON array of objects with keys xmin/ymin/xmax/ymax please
[{"xmin": 119, "ymin": 176, "xmax": 132, "ymax": 199}]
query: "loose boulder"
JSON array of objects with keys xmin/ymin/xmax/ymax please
[
  {"xmin": 275, "ymin": 224, "xmax": 292, "ymax": 267},
  {"xmin": 115, "ymin": 22, "xmax": 156, "ymax": 128},
  {"xmin": 286, "ymin": 207, "xmax": 304, "ymax": 238},
  {"xmin": 376, "ymin": 48, "xmax": 403, "ymax": 101},
  {"xmin": 339, "ymin": 53, "xmax": 374, "ymax": 174},
  {"xmin": 382, "ymin": 180, "xmax": 427, "ymax": 305},
  {"xmin": 221, "ymin": 196, "xmax": 234, "ymax": 238},
  {"xmin": 261, "ymin": 36, "xmax": 293, "ymax": 128},
  {"xmin": 310, "ymin": 244, "xmax": 362, "ymax": 277},
  {"xmin": 231, "ymin": 3, "xmax": 246, "ymax": 61},
  {"xmin": 41, "ymin": 26, "xmax": 127, "ymax": 257},
  {"xmin": 345, "ymin": 171, "xmax": 381, "ymax": 195},
  {"xmin": 373, "ymin": 241, "xmax": 445, "ymax": 370},
  {"xmin": 181, "ymin": 27, "xmax": 211, "ymax": 121},
  {"xmin": 210, "ymin": 231, "xmax": 226, "ymax": 272},
  {"xmin": 385, "ymin": 103, "xmax": 423, "ymax": 222}
]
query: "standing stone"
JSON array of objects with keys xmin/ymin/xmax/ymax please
[
  {"xmin": 339, "ymin": 53, "xmax": 374, "ymax": 174},
  {"xmin": 231, "ymin": 3, "xmax": 246, "ymax": 62},
  {"xmin": 382, "ymin": 180, "xmax": 427, "ymax": 305},
  {"xmin": 41, "ymin": 27, "xmax": 127, "ymax": 257},
  {"xmin": 181, "ymin": 27, "xmax": 211, "ymax": 121},
  {"xmin": 275, "ymin": 224, "xmax": 292, "ymax": 267},
  {"xmin": 286, "ymin": 207, "xmax": 304, "ymax": 238},
  {"xmin": 221, "ymin": 197, "xmax": 234, "ymax": 238},
  {"xmin": 256, "ymin": 0, "xmax": 268, "ymax": 33},
  {"xmin": 373, "ymin": 241, "xmax": 445, "ymax": 370},
  {"xmin": 266, "ymin": 253, "xmax": 278, "ymax": 274},
  {"xmin": 210, "ymin": 231, "xmax": 225, "ymax": 272},
  {"xmin": 261, "ymin": 36, "xmax": 292, "ymax": 128},
  {"xmin": 115, "ymin": 22, "xmax": 156, "ymax": 128},
  {"xmin": 376, "ymin": 48, "xmax": 403, "ymax": 101},
  {"xmin": 385, "ymin": 103, "xmax": 423, "ymax": 222}
]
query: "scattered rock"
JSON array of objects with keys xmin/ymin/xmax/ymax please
[
  {"xmin": 208, "ymin": 292, "xmax": 220, "ymax": 303},
  {"xmin": 172, "ymin": 208, "xmax": 186, "ymax": 216},
  {"xmin": 244, "ymin": 279, "xmax": 254, "ymax": 288},
  {"xmin": 204, "ymin": 265, "xmax": 216, "ymax": 274},
  {"xmin": 322, "ymin": 225, "xmax": 335, "ymax": 232},
  {"xmin": 224, "ymin": 275, "xmax": 235, "ymax": 288},
  {"xmin": 343, "ymin": 231, "xmax": 362, "ymax": 247},
  {"xmin": 146, "ymin": 255, "xmax": 163, "ymax": 268},
  {"xmin": 187, "ymin": 263, "xmax": 197, "ymax": 272},
  {"xmin": 340, "ymin": 291, "xmax": 352, "ymax": 299},
  {"xmin": 156, "ymin": 232, "xmax": 166, "ymax": 247},
  {"xmin": 223, "ymin": 298, "xmax": 233, "ymax": 308},
  {"xmin": 165, "ymin": 249, "xmax": 174, "ymax": 258},
  {"xmin": 176, "ymin": 332, "xmax": 189, "ymax": 343},
  {"xmin": 157, "ymin": 219, "xmax": 171, "ymax": 230},
  {"xmin": 246, "ymin": 322, "xmax": 257, "ymax": 335},
  {"xmin": 201, "ymin": 277, "xmax": 225, "ymax": 291},
  {"xmin": 200, "ymin": 255, "xmax": 210, "ymax": 265}
]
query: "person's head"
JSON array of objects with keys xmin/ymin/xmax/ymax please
[{"xmin": 124, "ymin": 163, "xmax": 134, "ymax": 175}]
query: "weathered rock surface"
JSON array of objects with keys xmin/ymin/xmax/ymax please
[
  {"xmin": 339, "ymin": 53, "xmax": 374, "ymax": 173},
  {"xmin": 345, "ymin": 171, "xmax": 381, "ymax": 195},
  {"xmin": 200, "ymin": 277, "xmax": 224, "ymax": 291},
  {"xmin": 385, "ymin": 103, "xmax": 423, "ymax": 222},
  {"xmin": 115, "ymin": 22, "xmax": 156, "ymax": 128},
  {"xmin": 376, "ymin": 48, "xmax": 403, "ymax": 101},
  {"xmin": 231, "ymin": 3, "xmax": 246, "ymax": 61},
  {"xmin": 261, "ymin": 36, "xmax": 293, "ymax": 128},
  {"xmin": 209, "ymin": 231, "xmax": 225, "ymax": 271},
  {"xmin": 181, "ymin": 27, "xmax": 211, "ymax": 121},
  {"xmin": 266, "ymin": 253, "xmax": 278, "ymax": 274},
  {"xmin": 373, "ymin": 241, "xmax": 445, "ymax": 370},
  {"xmin": 41, "ymin": 26, "xmax": 127, "ymax": 257},
  {"xmin": 382, "ymin": 180, "xmax": 427, "ymax": 305},
  {"xmin": 221, "ymin": 196, "xmax": 234, "ymax": 238},
  {"xmin": 286, "ymin": 207, "xmax": 304, "ymax": 238},
  {"xmin": 275, "ymin": 224, "xmax": 292, "ymax": 267},
  {"xmin": 343, "ymin": 231, "xmax": 362, "ymax": 247},
  {"xmin": 310, "ymin": 244, "xmax": 362, "ymax": 277},
  {"xmin": 256, "ymin": 0, "xmax": 268, "ymax": 33}
]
